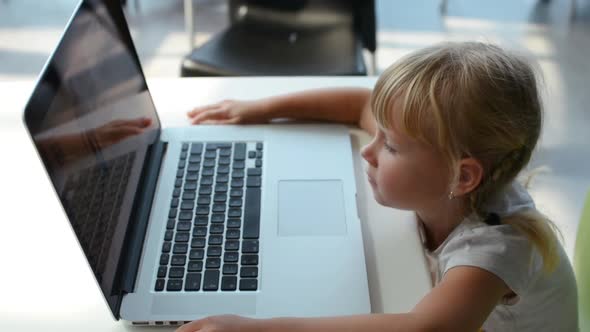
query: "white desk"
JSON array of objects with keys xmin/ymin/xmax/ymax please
[{"xmin": 0, "ymin": 77, "xmax": 431, "ymax": 331}]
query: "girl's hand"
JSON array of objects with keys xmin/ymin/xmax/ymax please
[
  {"xmin": 175, "ymin": 314, "xmax": 258, "ymax": 332},
  {"xmin": 187, "ymin": 99, "xmax": 272, "ymax": 125}
]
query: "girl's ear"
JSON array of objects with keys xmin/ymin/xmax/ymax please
[{"xmin": 454, "ymin": 157, "xmax": 484, "ymax": 197}]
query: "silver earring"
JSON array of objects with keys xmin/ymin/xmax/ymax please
[{"xmin": 448, "ymin": 191, "xmax": 455, "ymax": 200}]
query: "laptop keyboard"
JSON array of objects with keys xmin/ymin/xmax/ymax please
[{"xmin": 155, "ymin": 142, "xmax": 262, "ymax": 292}]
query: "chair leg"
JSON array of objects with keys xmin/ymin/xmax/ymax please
[
  {"xmin": 370, "ymin": 52, "xmax": 377, "ymax": 76},
  {"xmin": 440, "ymin": 0, "xmax": 448, "ymax": 14},
  {"xmin": 184, "ymin": 0, "xmax": 195, "ymax": 50}
]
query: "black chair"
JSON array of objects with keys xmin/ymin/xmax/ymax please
[{"xmin": 181, "ymin": 0, "xmax": 376, "ymax": 77}]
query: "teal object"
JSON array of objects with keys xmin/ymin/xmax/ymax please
[{"xmin": 575, "ymin": 190, "xmax": 590, "ymax": 331}]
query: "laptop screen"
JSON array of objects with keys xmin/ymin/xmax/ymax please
[{"xmin": 23, "ymin": 0, "xmax": 160, "ymax": 317}]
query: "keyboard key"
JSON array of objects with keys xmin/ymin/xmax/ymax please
[
  {"xmin": 166, "ymin": 219, "xmax": 176, "ymax": 230},
  {"xmin": 217, "ymin": 174, "xmax": 229, "ymax": 183},
  {"xmin": 189, "ymin": 155, "xmax": 201, "ymax": 163},
  {"xmin": 207, "ymin": 246, "xmax": 222, "ymax": 257},
  {"xmin": 164, "ymin": 230, "xmax": 173, "ymax": 241},
  {"xmin": 185, "ymin": 181, "xmax": 197, "ymax": 190},
  {"xmin": 231, "ymin": 179, "xmax": 244, "ymax": 188},
  {"xmin": 157, "ymin": 266, "xmax": 167, "ymax": 278},
  {"xmin": 219, "ymin": 149, "xmax": 231, "ymax": 157},
  {"xmin": 173, "ymin": 243, "xmax": 189, "ymax": 254},
  {"xmin": 155, "ymin": 279, "xmax": 165, "ymax": 291},
  {"xmin": 256, "ymin": 142, "xmax": 263, "ymax": 151},
  {"xmin": 196, "ymin": 207, "xmax": 209, "ymax": 215},
  {"xmin": 221, "ymin": 276, "xmax": 237, "ymax": 291},
  {"xmin": 205, "ymin": 150, "xmax": 217, "ymax": 159},
  {"xmin": 226, "ymin": 229, "xmax": 240, "ymax": 239},
  {"xmin": 240, "ymin": 267, "xmax": 258, "ymax": 278},
  {"xmin": 214, "ymin": 194, "xmax": 227, "ymax": 203},
  {"xmin": 168, "ymin": 208, "xmax": 177, "ymax": 219},
  {"xmin": 175, "ymin": 232, "xmax": 190, "ymax": 242},
  {"xmin": 202, "ymin": 168, "xmax": 214, "ymax": 176},
  {"xmin": 189, "ymin": 249, "xmax": 204, "ymax": 260},
  {"xmin": 215, "ymin": 184, "xmax": 228, "ymax": 193},
  {"xmin": 206, "ymin": 258, "xmax": 221, "ymax": 269},
  {"xmin": 241, "ymin": 254, "xmax": 258, "ymax": 265},
  {"xmin": 179, "ymin": 211, "xmax": 193, "ymax": 220},
  {"xmin": 162, "ymin": 241, "xmax": 172, "ymax": 253},
  {"xmin": 186, "ymin": 172, "xmax": 199, "ymax": 181},
  {"xmin": 199, "ymin": 186, "xmax": 212, "ymax": 195},
  {"xmin": 210, "ymin": 224, "xmax": 224, "ymax": 234},
  {"xmin": 234, "ymin": 143, "xmax": 246, "ymax": 161},
  {"xmin": 188, "ymin": 261, "xmax": 203, "ymax": 272},
  {"xmin": 204, "ymin": 159, "xmax": 215, "ymax": 167},
  {"xmin": 197, "ymin": 196, "xmax": 211, "ymax": 205},
  {"xmin": 224, "ymin": 252, "xmax": 239, "ymax": 262},
  {"xmin": 230, "ymin": 189, "xmax": 243, "ymax": 197},
  {"xmin": 247, "ymin": 168, "xmax": 262, "ymax": 176},
  {"xmin": 170, "ymin": 198, "xmax": 179, "ymax": 208},
  {"xmin": 229, "ymin": 198, "xmax": 242, "ymax": 207},
  {"xmin": 185, "ymin": 273, "xmax": 202, "ymax": 291},
  {"xmin": 176, "ymin": 221, "xmax": 191, "ymax": 231},
  {"xmin": 246, "ymin": 177, "xmax": 261, "ymax": 188},
  {"xmin": 167, "ymin": 279, "xmax": 183, "ymax": 291},
  {"xmin": 227, "ymin": 219, "xmax": 241, "ymax": 228},
  {"xmin": 212, "ymin": 204, "xmax": 226, "ymax": 213},
  {"xmin": 193, "ymin": 227, "xmax": 207, "ymax": 237},
  {"xmin": 169, "ymin": 267, "xmax": 185, "ymax": 278},
  {"xmin": 209, "ymin": 235, "xmax": 223, "ymax": 245},
  {"xmin": 203, "ymin": 270, "xmax": 220, "ymax": 291},
  {"xmin": 218, "ymin": 165, "xmax": 230, "ymax": 174},
  {"xmin": 228, "ymin": 209, "xmax": 241, "ymax": 218},
  {"xmin": 243, "ymin": 188, "xmax": 261, "ymax": 239},
  {"xmin": 182, "ymin": 143, "xmax": 189, "ymax": 151},
  {"xmin": 239, "ymin": 278, "xmax": 257, "ymax": 291},
  {"xmin": 201, "ymin": 177, "xmax": 214, "ymax": 186},
  {"xmin": 225, "ymin": 240, "xmax": 239, "ymax": 251},
  {"xmin": 256, "ymin": 151, "xmax": 263, "ymax": 158},
  {"xmin": 223, "ymin": 264, "xmax": 238, "ymax": 275},
  {"xmin": 194, "ymin": 215, "xmax": 208, "ymax": 226},
  {"xmin": 171, "ymin": 255, "xmax": 187, "ymax": 266},
  {"xmin": 187, "ymin": 163, "xmax": 200, "ymax": 172},
  {"xmin": 218, "ymin": 157, "xmax": 230, "ymax": 166},
  {"xmin": 183, "ymin": 191, "xmax": 196, "ymax": 200},
  {"xmin": 191, "ymin": 237, "xmax": 206, "ymax": 248},
  {"xmin": 160, "ymin": 253, "xmax": 170, "ymax": 265},
  {"xmin": 173, "ymin": 188, "xmax": 181, "ymax": 197},
  {"xmin": 242, "ymin": 240, "xmax": 259, "ymax": 253},
  {"xmin": 233, "ymin": 160, "xmax": 245, "ymax": 169},
  {"xmin": 180, "ymin": 201, "xmax": 195, "ymax": 210},
  {"xmin": 255, "ymin": 159, "xmax": 262, "ymax": 168},
  {"xmin": 248, "ymin": 151, "xmax": 256, "ymax": 159},
  {"xmin": 232, "ymin": 169, "xmax": 244, "ymax": 178},
  {"xmin": 190, "ymin": 143, "xmax": 203, "ymax": 155}
]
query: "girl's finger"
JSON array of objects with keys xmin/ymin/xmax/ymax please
[
  {"xmin": 191, "ymin": 109, "xmax": 229, "ymax": 124},
  {"xmin": 187, "ymin": 103, "xmax": 223, "ymax": 117}
]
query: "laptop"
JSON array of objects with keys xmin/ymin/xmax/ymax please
[{"xmin": 22, "ymin": 0, "xmax": 370, "ymax": 325}]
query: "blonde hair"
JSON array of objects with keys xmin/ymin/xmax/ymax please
[{"xmin": 371, "ymin": 42, "xmax": 560, "ymax": 273}]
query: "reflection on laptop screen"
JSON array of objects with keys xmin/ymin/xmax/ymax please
[{"xmin": 23, "ymin": 0, "xmax": 160, "ymax": 311}]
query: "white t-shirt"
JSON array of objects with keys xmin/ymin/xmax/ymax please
[{"xmin": 420, "ymin": 182, "xmax": 579, "ymax": 331}]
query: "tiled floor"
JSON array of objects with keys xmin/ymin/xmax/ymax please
[{"xmin": 1, "ymin": 0, "xmax": 589, "ymax": 259}]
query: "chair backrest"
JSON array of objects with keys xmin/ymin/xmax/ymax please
[
  {"xmin": 228, "ymin": 0, "xmax": 376, "ymax": 53},
  {"xmin": 575, "ymin": 190, "xmax": 590, "ymax": 331}
]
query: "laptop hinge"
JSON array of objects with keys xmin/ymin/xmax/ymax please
[{"xmin": 113, "ymin": 139, "xmax": 167, "ymax": 318}]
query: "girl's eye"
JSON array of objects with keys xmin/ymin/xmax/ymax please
[{"xmin": 383, "ymin": 142, "xmax": 397, "ymax": 154}]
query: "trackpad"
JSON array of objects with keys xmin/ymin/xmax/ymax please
[{"xmin": 278, "ymin": 180, "xmax": 347, "ymax": 236}]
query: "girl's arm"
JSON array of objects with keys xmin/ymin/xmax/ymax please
[
  {"xmin": 187, "ymin": 88, "xmax": 377, "ymax": 135},
  {"xmin": 177, "ymin": 266, "xmax": 509, "ymax": 332}
]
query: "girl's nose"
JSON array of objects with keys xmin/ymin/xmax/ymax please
[{"xmin": 361, "ymin": 142, "xmax": 377, "ymax": 167}]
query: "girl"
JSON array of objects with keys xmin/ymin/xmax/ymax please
[{"xmin": 179, "ymin": 42, "xmax": 578, "ymax": 331}]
